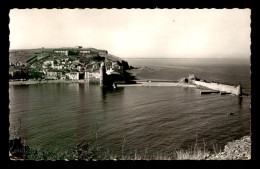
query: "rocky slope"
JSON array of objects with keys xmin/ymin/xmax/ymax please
[{"xmin": 207, "ymin": 136, "xmax": 251, "ymax": 160}]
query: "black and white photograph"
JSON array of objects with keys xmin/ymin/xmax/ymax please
[{"xmin": 9, "ymin": 9, "xmax": 251, "ymax": 160}]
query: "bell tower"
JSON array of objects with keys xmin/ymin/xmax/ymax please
[{"xmin": 100, "ymin": 62, "xmax": 106, "ymax": 87}]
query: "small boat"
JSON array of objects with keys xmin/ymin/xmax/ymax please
[
  {"xmin": 200, "ymin": 90, "xmax": 220, "ymax": 94},
  {"xmin": 228, "ymin": 112, "xmax": 235, "ymax": 116}
]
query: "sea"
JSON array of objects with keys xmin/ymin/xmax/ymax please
[{"xmin": 9, "ymin": 58, "xmax": 251, "ymax": 156}]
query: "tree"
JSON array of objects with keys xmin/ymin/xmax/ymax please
[
  {"xmin": 68, "ymin": 50, "xmax": 78, "ymax": 56},
  {"xmin": 29, "ymin": 71, "xmax": 44, "ymax": 80}
]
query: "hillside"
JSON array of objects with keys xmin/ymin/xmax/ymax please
[
  {"xmin": 9, "ymin": 47, "xmax": 136, "ymax": 83},
  {"xmin": 9, "ymin": 48, "xmax": 44, "ymax": 64},
  {"xmin": 9, "ymin": 47, "xmax": 123, "ymax": 64}
]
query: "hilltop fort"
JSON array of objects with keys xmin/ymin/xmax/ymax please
[{"xmin": 9, "ymin": 46, "xmax": 135, "ymax": 86}]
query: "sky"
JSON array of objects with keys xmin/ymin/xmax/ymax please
[{"xmin": 9, "ymin": 9, "xmax": 251, "ymax": 58}]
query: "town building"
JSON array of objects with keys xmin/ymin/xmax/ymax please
[
  {"xmin": 9, "ymin": 70, "xmax": 14, "ymax": 77},
  {"xmin": 54, "ymin": 50, "xmax": 68, "ymax": 56},
  {"xmin": 79, "ymin": 50, "xmax": 91, "ymax": 55},
  {"xmin": 46, "ymin": 71, "xmax": 58, "ymax": 80},
  {"xmin": 60, "ymin": 75, "xmax": 66, "ymax": 80},
  {"xmin": 66, "ymin": 72, "xmax": 79, "ymax": 80},
  {"xmin": 42, "ymin": 60, "xmax": 54, "ymax": 69},
  {"xmin": 77, "ymin": 65, "xmax": 81, "ymax": 72},
  {"xmin": 53, "ymin": 65, "xmax": 63, "ymax": 70},
  {"xmin": 84, "ymin": 72, "xmax": 100, "ymax": 83}
]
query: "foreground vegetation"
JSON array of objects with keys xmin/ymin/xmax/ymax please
[{"xmin": 9, "ymin": 136, "xmax": 251, "ymax": 160}]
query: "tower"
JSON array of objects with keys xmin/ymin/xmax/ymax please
[
  {"xmin": 100, "ymin": 62, "xmax": 106, "ymax": 86},
  {"xmin": 238, "ymin": 84, "xmax": 242, "ymax": 97}
]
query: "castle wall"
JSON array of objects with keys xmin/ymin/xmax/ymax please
[
  {"xmin": 100, "ymin": 62, "xmax": 106, "ymax": 86},
  {"xmin": 85, "ymin": 72, "xmax": 100, "ymax": 84}
]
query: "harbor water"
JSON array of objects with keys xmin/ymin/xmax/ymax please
[{"xmin": 9, "ymin": 58, "xmax": 251, "ymax": 155}]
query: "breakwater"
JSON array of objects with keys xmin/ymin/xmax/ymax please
[
  {"xmin": 193, "ymin": 80, "xmax": 241, "ymax": 96},
  {"xmin": 117, "ymin": 81, "xmax": 196, "ymax": 87}
]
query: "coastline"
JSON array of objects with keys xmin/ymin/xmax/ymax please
[
  {"xmin": 207, "ymin": 135, "xmax": 251, "ymax": 160},
  {"xmin": 9, "ymin": 79, "xmax": 90, "ymax": 85},
  {"xmin": 9, "ymin": 80, "xmax": 197, "ymax": 88},
  {"xmin": 9, "ymin": 79, "xmax": 249, "ymax": 97}
]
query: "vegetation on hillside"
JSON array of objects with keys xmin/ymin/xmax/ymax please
[{"xmin": 9, "ymin": 135, "xmax": 251, "ymax": 160}]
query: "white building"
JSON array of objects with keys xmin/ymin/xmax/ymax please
[
  {"xmin": 77, "ymin": 65, "xmax": 81, "ymax": 71},
  {"xmin": 106, "ymin": 68, "xmax": 120, "ymax": 75},
  {"xmin": 30, "ymin": 64, "xmax": 37, "ymax": 69},
  {"xmin": 60, "ymin": 75, "xmax": 66, "ymax": 80},
  {"xmin": 53, "ymin": 65, "xmax": 62, "ymax": 70},
  {"xmin": 54, "ymin": 50, "xmax": 68, "ymax": 56},
  {"xmin": 43, "ymin": 60, "xmax": 54, "ymax": 68},
  {"xmin": 46, "ymin": 71, "xmax": 58, "ymax": 80},
  {"xmin": 85, "ymin": 72, "xmax": 100, "ymax": 80},
  {"xmin": 79, "ymin": 50, "xmax": 90, "ymax": 55},
  {"xmin": 66, "ymin": 72, "xmax": 79, "ymax": 80}
]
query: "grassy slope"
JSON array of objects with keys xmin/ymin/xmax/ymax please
[{"xmin": 10, "ymin": 136, "xmax": 250, "ymax": 160}]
